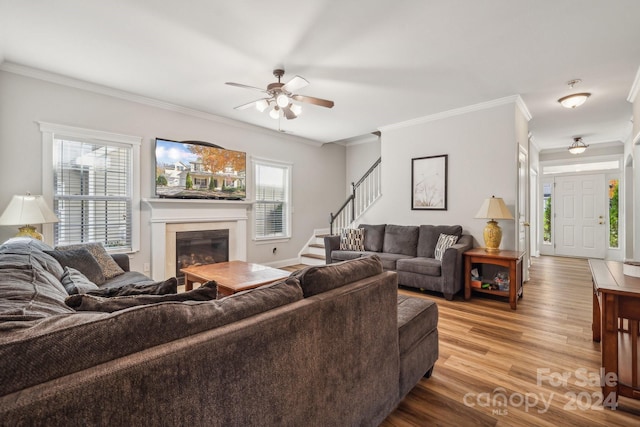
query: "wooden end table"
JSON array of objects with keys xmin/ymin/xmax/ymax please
[
  {"xmin": 180, "ymin": 261, "xmax": 290, "ymax": 297},
  {"xmin": 463, "ymin": 248, "xmax": 524, "ymax": 310}
]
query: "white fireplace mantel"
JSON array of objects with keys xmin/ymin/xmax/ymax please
[{"xmin": 143, "ymin": 198, "xmax": 252, "ymax": 280}]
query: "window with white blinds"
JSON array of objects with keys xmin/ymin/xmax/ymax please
[
  {"xmin": 53, "ymin": 138, "xmax": 133, "ymax": 250},
  {"xmin": 253, "ymin": 159, "xmax": 291, "ymax": 240}
]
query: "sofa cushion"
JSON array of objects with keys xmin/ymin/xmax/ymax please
[
  {"xmin": 359, "ymin": 224, "xmax": 386, "ymax": 252},
  {"xmin": 416, "ymin": 225, "xmax": 463, "ymax": 258},
  {"xmin": 45, "ymin": 248, "xmax": 106, "ymax": 285},
  {"xmin": 55, "ymin": 242, "xmax": 124, "ymax": 280},
  {"xmin": 290, "ymin": 255, "xmax": 383, "ymax": 298},
  {"xmin": 383, "ymin": 225, "xmax": 419, "ymax": 257},
  {"xmin": 434, "ymin": 234, "xmax": 459, "ymax": 261},
  {"xmin": 377, "ymin": 253, "xmax": 416, "ymax": 271},
  {"xmin": 0, "ymin": 237, "xmax": 64, "ymax": 279},
  {"xmin": 0, "ymin": 267, "xmax": 74, "ymax": 321},
  {"xmin": 88, "ymin": 277, "xmax": 178, "ymax": 297},
  {"xmin": 99, "ymin": 270, "xmax": 158, "ymax": 290},
  {"xmin": 66, "ymin": 280, "xmax": 215, "ymax": 312},
  {"xmin": 331, "ymin": 250, "xmax": 366, "ymax": 262},
  {"xmin": 60, "ymin": 266, "xmax": 100, "ymax": 294},
  {"xmin": 397, "ymin": 294, "xmax": 438, "ymax": 355},
  {"xmin": 340, "ymin": 228, "xmax": 365, "ymax": 251},
  {"xmin": 396, "ymin": 257, "xmax": 441, "ymax": 277},
  {"xmin": 0, "ymin": 277, "xmax": 303, "ymax": 396}
]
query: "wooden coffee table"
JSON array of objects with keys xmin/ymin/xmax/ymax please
[{"xmin": 180, "ymin": 261, "xmax": 290, "ymax": 297}]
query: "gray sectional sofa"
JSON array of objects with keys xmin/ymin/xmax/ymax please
[
  {"xmin": 325, "ymin": 224, "xmax": 473, "ymax": 300},
  {"xmin": 0, "ymin": 238, "xmax": 438, "ymax": 426}
]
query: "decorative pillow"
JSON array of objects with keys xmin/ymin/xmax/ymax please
[
  {"xmin": 87, "ymin": 277, "xmax": 179, "ymax": 297},
  {"xmin": 434, "ymin": 234, "xmax": 459, "ymax": 261},
  {"xmin": 340, "ymin": 228, "xmax": 365, "ymax": 251},
  {"xmin": 60, "ymin": 266, "xmax": 100, "ymax": 295},
  {"xmin": 44, "ymin": 248, "xmax": 106, "ymax": 285},
  {"xmin": 65, "ymin": 280, "xmax": 218, "ymax": 312},
  {"xmin": 55, "ymin": 242, "xmax": 124, "ymax": 280}
]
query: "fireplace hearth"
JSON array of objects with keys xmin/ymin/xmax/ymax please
[{"xmin": 175, "ymin": 229, "xmax": 229, "ymax": 279}]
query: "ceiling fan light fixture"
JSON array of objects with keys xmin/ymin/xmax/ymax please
[
  {"xmin": 269, "ymin": 106, "xmax": 280, "ymax": 119},
  {"xmin": 290, "ymin": 103, "xmax": 302, "ymax": 116},
  {"xmin": 276, "ymin": 93, "xmax": 289, "ymax": 108},
  {"xmin": 558, "ymin": 92, "xmax": 591, "ymax": 109},
  {"xmin": 568, "ymin": 137, "xmax": 588, "ymax": 154},
  {"xmin": 256, "ymin": 99, "xmax": 269, "ymax": 112}
]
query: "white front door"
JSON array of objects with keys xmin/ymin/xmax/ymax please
[
  {"xmin": 554, "ymin": 174, "xmax": 606, "ymax": 258},
  {"xmin": 518, "ymin": 148, "xmax": 530, "ymax": 281}
]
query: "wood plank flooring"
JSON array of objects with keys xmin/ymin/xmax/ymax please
[
  {"xmin": 286, "ymin": 257, "xmax": 640, "ymax": 425},
  {"xmin": 382, "ymin": 256, "xmax": 640, "ymax": 426}
]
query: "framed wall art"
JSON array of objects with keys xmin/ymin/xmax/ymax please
[{"xmin": 411, "ymin": 154, "xmax": 448, "ymax": 210}]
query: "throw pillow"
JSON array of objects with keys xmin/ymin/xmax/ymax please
[
  {"xmin": 434, "ymin": 234, "xmax": 459, "ymax": 261},
  {"xmin": 55, "ymin": 242, "xmax": 124, "ymax": 280},
  {"xmin": 45, "ymin": 248, "xmax": 106, "ymax": 285},
  {"xmin": 60, "ymin": 266, "xmax": 100, "ymax": 294},
  {"xmin": 87, "ymin": 277, "xmax": 179, "ymax": 297},
  {"xmin": 339, "ymin": 228, "xmax": 365, "ymax": 251},
  {"xmin": 65, "ymin": 280, "xmax": 218, "ymax": 312}
]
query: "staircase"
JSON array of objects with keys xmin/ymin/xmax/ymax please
[
  {"xmin": 299, "ymin": 230, "xmax": 329, "ymax": 266},
  {"xmin": 298, "ymin": 157, "xmax": 382, "ymax": 266}
]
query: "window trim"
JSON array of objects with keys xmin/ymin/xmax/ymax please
[
  {"xmin": 251, "ymin": 156, "xmax": 292, "ymax": 242},
  {"xmin": 39, "ymin": 122, "xmax": 141, "ymax": 252}
]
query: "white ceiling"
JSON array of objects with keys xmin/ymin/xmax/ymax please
[{"xmin": 1, "ymin": 0, "xmax": 640, "ymax": 150}]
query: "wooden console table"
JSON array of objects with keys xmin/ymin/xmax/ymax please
[
  {"xmin": 590, "ymin": 259, "xmax": 640, "ymax": 408},
  {"xmin": 464, "ymin": 248, "xmax": 524, "ymax": 310}
]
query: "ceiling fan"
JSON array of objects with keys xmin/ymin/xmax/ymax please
[{"xmin": 226, "ymin": 69, "xmax": 334, "ymax": 120}]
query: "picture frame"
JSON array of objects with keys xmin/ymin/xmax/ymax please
[{"xmin": 411, "ymin": 154, "xmax": 448, "ymax": 210}]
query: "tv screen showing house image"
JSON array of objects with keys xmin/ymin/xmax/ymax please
[{"xmin": 155, "ymin": 138, "xmax": 246, "ymax": 200}]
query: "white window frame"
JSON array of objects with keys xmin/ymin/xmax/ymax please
[
  {"xmin": 39, "ymin": 122, "xmax": 141, "ymax": 252},
  {"xmin": 251, "ymin": 156, "xmax": 292, "ymax": 242}
]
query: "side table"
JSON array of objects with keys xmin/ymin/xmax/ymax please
[{"xmin": 463, "ymin": 248, "xmax": 525, "ymax": 310}]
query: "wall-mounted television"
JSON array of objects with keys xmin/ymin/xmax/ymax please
[{"xmin": 154, "ymin": 138, "xmax": 246, "ymax": 200}]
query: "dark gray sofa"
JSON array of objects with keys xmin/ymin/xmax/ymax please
[
  {"xmin": 0, "ymin": 238, "xmax": 438, "ymax": 426},
  {"xmin": 325, "ymin": 224, "xmax": 473, "ymax": 300}
]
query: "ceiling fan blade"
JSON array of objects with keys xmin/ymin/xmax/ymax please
[
  {"xmin": 291, "ymin": 94, "xmax": 334, "ymax": 108},
  {"xmin": 225, "ymin": 82, "xmax": 267, "ymax": 93},
  {"xmin": 282, "ymin": 106, "xmax": 298, "ymax": 120},
  {"xmin": 234, "ymin": 99, "xmax": 261, "ymax": 110},
  {"xmin": 282, "ymin": 75, "xmax": 309, "ymax": 93}
]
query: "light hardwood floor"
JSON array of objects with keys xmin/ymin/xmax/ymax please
[
  {"xmin": 286, "ymin": 257, "xmax": 640, "ymax": 425},
  {"xmin": 381, "ymin": 255, "xmax": 640, "ymax": 426}
]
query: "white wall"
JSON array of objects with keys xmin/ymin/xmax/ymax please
[
  {"xmin": 357, "ymin": 101, "xmax": 520, "ymax": 250},
  {"xmin": 345, "ymin": 135, "xmax": 381, "ymax": 194},
  {"xmin": 0, "ymin": 69, "xmax": 346, "ymax": 271}
]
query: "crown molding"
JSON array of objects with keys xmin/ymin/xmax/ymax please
[
  {"xmin": 0, "ymin": 61, "xmax": 324, "ymax": 147},
  {"xmin": 379, "ymin": 95, "xmax": 531, "ymax": 133},
  {"xmin": 331, "ymin": 131, "xmax": 380, "ymax": 147},
  {"xmin": 628, "ymin": 64, "xmax": 640, "ymax": 103}
]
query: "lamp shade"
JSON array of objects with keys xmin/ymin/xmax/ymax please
[
  {"xmin": 0, "ymin": 194, "xmax": 59, "ymax": 226},
  {"xmin": 474, "ymin": 196, "xmax": 514, "ymax": 220}
]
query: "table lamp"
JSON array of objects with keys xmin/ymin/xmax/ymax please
[
  {"xmin": 474, "ymin": 196, "xmax": 514, "ymax": 252},
  {"xmin": 0, "ymin": 193, "xmax": 59, "ymax": 240}
]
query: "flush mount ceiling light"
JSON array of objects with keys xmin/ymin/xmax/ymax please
[
  {"xmin": 568, "ymin": 137, "xmax": 589, "ymax": 154},
  {"xmin": 558, "ymin": 79, "xmax": 591, "ymax": 109}
]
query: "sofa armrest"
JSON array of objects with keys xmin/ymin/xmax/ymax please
[
  {"xmin": 110, "ymin": 253, "xmax": 130, "ymax": 272},
  {"xmin": 440, "ymin": 235, "xmax": 473, "ymax": 295},
  {"xmin": 323, "ymin": 235, "xmax": 341, "ymax": 264}
]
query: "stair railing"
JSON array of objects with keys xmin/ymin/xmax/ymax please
[{"xmin": 330, "ymin": 157, "xmax": 381, "ymax": 236}]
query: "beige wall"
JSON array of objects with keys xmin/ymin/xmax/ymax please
[
  {"xmin": 0, "ymin": 69, "xmax": 346, "ymax": 271},
  {"xmin": 357, "ymin": 100, "xmax": 523, "ymax": 250}
]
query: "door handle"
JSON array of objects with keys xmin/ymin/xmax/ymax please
[{"xmin": 522, "ymin": 222, "xmax": 530, "ymax": 227}]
